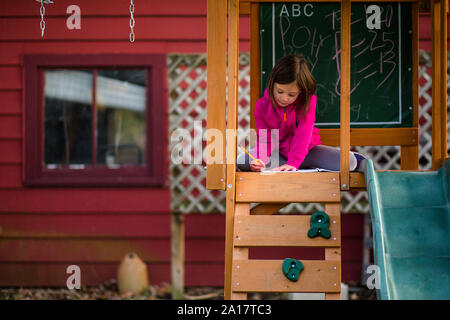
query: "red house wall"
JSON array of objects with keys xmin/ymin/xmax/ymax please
[
  {"xmin": 0, "ymin": 0, "xmax": 447, "ymax": 288},
  {"xmin": 0, "ymin": 0, "xmax": 250, "ymax": 287}
]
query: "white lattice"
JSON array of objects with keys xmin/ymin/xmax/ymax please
[
  {"xmin": 168, "ymin": 52, "xmax": 449, "ymax": 214},
  {"xmin": 168, "ymin": 54, "xmax": 251, "ymax": 213}
]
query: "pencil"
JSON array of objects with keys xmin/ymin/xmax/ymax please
[{"xmin": 239, "ymin": 145, "xmax": 264, "ymax": 166}]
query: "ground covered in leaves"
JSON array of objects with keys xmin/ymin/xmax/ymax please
[{"xmin": 0, "ymin": 280, "xmax": 375, "ymax": 300}]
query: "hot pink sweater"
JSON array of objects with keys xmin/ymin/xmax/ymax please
[{"xmin": 252, "ymin": 89, "xmax": 322, "ymax": 168}]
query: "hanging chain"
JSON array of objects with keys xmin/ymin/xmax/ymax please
[
  {"xmin": 36, "ymin": 0, "xmax": 53, "ymax": 38},
  {"xmin": 40, "ymin": 0, "xmax": 45, "ymax": 38},
  {"xmin": 129, "ymin": 0, "xmax": 135, "ymax": 43}
]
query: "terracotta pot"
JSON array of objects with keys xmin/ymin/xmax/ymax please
[{"xmin": 117, "ymin": 252, "xmax": 149, "ymax": 295}]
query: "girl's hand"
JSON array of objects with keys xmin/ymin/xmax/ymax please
[
  {"xmin": 270, "ymin": 164, "xmax": 297, "ymax": 171},
  {"xmin": 250, "ymin": 159, "xmax": 265, "ymax": 172}
]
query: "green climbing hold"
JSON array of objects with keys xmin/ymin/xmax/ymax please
[
  {"xmin": 307, "ymin": 211, "xmax": 331, "ymax": 239},
  {"xmin": 282, "ymin": 258, "xmax": 304, "ymax": 282}
]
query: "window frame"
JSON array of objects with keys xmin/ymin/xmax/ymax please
[{"xmin": 23, "ymin": 54, "xmax": 166, "ymax": 187}]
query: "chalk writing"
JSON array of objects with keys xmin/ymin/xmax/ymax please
[{"xmin": 260, "ymin": 2, "xmax": 413, "ymax": 126}]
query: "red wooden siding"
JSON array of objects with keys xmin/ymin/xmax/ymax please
[
  {"xmin": 0, "ymin": 212, "xmax": 363, "ymax": 287},
  {"xmin": 0, "ymin": 0, "xmax": 250, "ymax": 288},
  {"xmin": 0, "ymin": 0, "xmax": 445, "ymax": 289},
  {"xmin": 419, "ymin": 11, "xmax": 450, "ymax": 51}
]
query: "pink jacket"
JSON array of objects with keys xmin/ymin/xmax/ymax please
[{"xmin": 252, "ymin": 88, "xmax": 322, "ymax": 168}]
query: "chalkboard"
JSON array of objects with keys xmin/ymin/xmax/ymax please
[{"xmin": 260, "ymin": 2, "xmax": 413, "ymax": 128}]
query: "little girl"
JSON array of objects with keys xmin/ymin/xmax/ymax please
[{"xmin": 237, "ymin": 54, "xmax": 366, "ymax": 172}]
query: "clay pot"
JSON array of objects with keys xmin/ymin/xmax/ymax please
[{"xmin": 117, "ymin": 252, "xmax": 149, "ymax": 295}]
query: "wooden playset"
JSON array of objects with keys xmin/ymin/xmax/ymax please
[{"xmin": 206, "ymin": 0, "xmax": 447, "ymax": 300}]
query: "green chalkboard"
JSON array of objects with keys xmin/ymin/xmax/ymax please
[{"xmin": 260, "ymin": 2, "xmax": 413, "ymax": 128}]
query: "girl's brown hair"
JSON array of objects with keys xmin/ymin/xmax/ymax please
[{"xmin": 266, "ymin": 54, "xmax": 317, "ymax": 117}]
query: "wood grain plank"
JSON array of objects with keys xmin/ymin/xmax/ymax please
[
  {"xmin": 0, "ymin": 16, "xmax": 251, "ymax": 41},
  {"xmin": 0, "ymin": 239, "xmax": 171, "ymax": 263},
  {"xmin": 340, "ymin": 0, "xmax": 351, "ymax": 190},
  {"xmin": 249, "ymin": 2, "xmax": 260, "ymax": 131},
  {"xmin": 0, "ymin": 42, "xmax": 247, "ymax": 65},
  {"xmin": 440, "ymin": 0, "xmax": 448, "ymax": 164},
  {"xmin": 0, "ymin": 91, "xmax": 21, "ymax": 115},
  {"xmin": 206, "ymin": 0, "xmax": 227, "ymax": 190},
  {"xmin": 431, "ymin": 0, "xmax": 442, "ymax": 170},
  {"xmin": 349, "ymin": 172, "xmax": 366, "ymax": 189},
  {"xmin": 0, "ymin": 164, "xmax": 22, "ymax": 188},
  {"xmin": 319, "ymin": 128, "xmax": 418, "ymax": 146},
  {"xmin": 231, "ymin": 203, "xmax": 249, "ymax": 299},
  {"xmin": 0, "ymin": 213, "xmax": 170, "ymax": 238},
  {"xmin": 401, "ymin": 1, "xmax": 420, "ymax": 170},
  {"xmin": 232, "ymin": 259, "xmax": 340, "ymax": 293},
  {"xmin": 250, "ymin": 203, "xmax": 286, "ymax": 215},
  {"xmin": 224, "ymin": 0, "xmax": 240, "ymax": 301},
  {"xmin": 0, "ymin": 262, "xmax": 170, "ymax": 287},
  {"xmin": 0, "ymin": 17, "xmax": 207, "ymax": 41},
  {"xmin": 171, "ymin": 213, "xmax": 185, "ymax": 299},
  {"xmin": 0, "ymin": 0, "xmax": 209, "ymax": 16},
  {"xmin": 234, "ymin": 215, "xmax": 340, "ymax": 247},
  {"xmin": 0, "ymin": 115, "xmax": 21, "ymax": 139},
  {"xmin": 325, "ymin": 203, "xmax": 341, "ymax": 300},
  {"xmin": 236, "ymin": 172, "xmax": 340, "ymax": 203},
  {"xmin": 0, "ymin": 189, "xmax": 171, "ymax": 213},
  {"xmin": 0, "ymin": 67, "xmax": 21, "ymax": 89},
  {"xmin": 0, "ymin": 140, "xmax": 21, "ymax": 164}
]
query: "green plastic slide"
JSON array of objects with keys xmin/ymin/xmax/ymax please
[{"xmin": 361, "ymin": 159, "xmax": 450, "ymax": 300}]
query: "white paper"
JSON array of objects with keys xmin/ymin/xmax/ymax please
[{"xmin": 260, "ymin": 168, "xmax": 338, "ymax": 174}]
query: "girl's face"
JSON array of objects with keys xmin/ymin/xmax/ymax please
[{"xmin": 273, "ymin": 81, "xmax": 300, "ymax": 107}]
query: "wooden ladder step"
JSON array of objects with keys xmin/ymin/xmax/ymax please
[
  {"xmin": 234, "ymin": 215, "xmax": 340, "ymax": 247},
  {"xmin": 232, "ymin": 259, "xmax": 341, "ymax": 293},
  {"xmin": 230, "ymin": 203, "xmax": 342, "ymax": 300},
  {"xmin": 235, "ymin": 172, "xmax": 341, "ymax": 203}
]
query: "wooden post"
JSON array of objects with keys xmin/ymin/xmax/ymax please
[
  {"xmin": 206, "ymin": 0, "xmax": 227, "ymax": 190},
  {"xmin": 324, "ymin": 203, "xmax": 341, "ymax": 300},
  {"xmin": 440, "ymin": 0, "xmax": 448, "ymax": 165},
  {"xmin": 171, "ymin": 213, "xmax": 185, "ymax": 300},
  {"xmin": 250, "ymin": 2, "xmax": 260, "ymax": 132},
  {"xmin": 230, "ymin": 203, "xmax": 250, "ymax": 299},
  {"xmin": 340, "ymin": 0, "xmax": 351, "ymax": 190},
  {"xmin": 224, "ymin": 0, "xmax": 240, "ymax": 300},
  {"xmin": 401, "ymin": 1, "xmax": 420, "ymax": 170},
  {"xmin": 431, "ymin": 0, "xmax": 442, "ymax": 170}
]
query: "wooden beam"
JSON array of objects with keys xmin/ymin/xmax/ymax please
[
  {"xmin": 249, "ymin": 2, "xmax": 260, "ymax": 133},
  {"xmin": 319, "ymin": 128, "xmax": 418, "ymax": 146},
  {"xmin": 249, "ymin": 176, "xmax": 366, "ymax": 214},
  {"xmin": 232, "ymin": 260, "xmax": 341, "ymax": 293},
  {"xmin": 224, "ymin": 0, "xmax": 240, "ymax": 301},
  {"xmin": 206, "ymin": 0, "xmax": 227, "ymax": 190},
  {"xmin": 324, "ymin": 203, "xmax": 341, "ymax": 300},
  {"xmin": 234, "ymin": 215, "xmax": 341, "ymax": 247},
  {"xmin": 349, "ymin": 172, "xmax": 366, "ymax": 189},
  {"xmin": 230, "ymin": 203, "xmax": 249, "ymax": 300},
  {"xmin": 340, "ymin": 0, "xmax": 351, "ymax": 190},
  {"xmin": 250, "ymin": 203, "xmax": 286, "ymax": 215},
  {"xmin": 431, "ymin": 0, "xmax": 442, "ymax": 170},
  {"xmin": 236, "ymin": 172, "xmax": 340, "ymax": 203},
  {"xmin": 402, "ymin": 1, "xmax": 420, "ymax": 170},
  {"xmin": 239, "ymin": 1, "xmax": 250, "ymax": 14},
  {"xmin": 440, "ymin": 0, "xmax": 448, "ymax": 166},
  {"xmin": 171, "ymin": 213, "xmax": 185, "ymax": 299}
]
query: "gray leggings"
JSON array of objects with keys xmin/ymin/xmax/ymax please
[{"xmin": 236, "ymin": 145, "xmax": 357, "ymax": 171}]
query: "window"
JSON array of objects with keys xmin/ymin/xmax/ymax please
[{"xmin": 24, "ymin": 55, "xmax": 166, "ymax": 187}]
